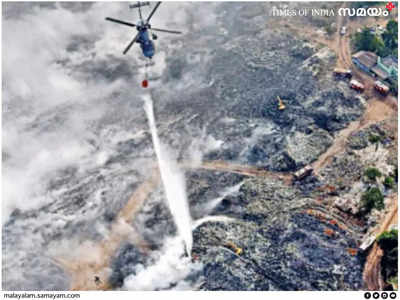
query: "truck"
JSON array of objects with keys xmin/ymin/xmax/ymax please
[
  {"xmin": 333, "ymin": 68, "xmax": 352, "ymax": 79},
  {"xmin": 293, "ymin": 165, "xmax": 313, "ymax": 181},
  {"xmin": 350, "ymin": 79, "xmax": 365, "ymax": 92},
  {"xmin": 374, "ymin": 80, "xmax": 390, "ymax": 96}
]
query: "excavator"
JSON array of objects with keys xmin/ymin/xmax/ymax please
[
  {"xmin": 225, "ymin": 241, "xmax": 243, "ymax": 256},
  {"xmin": 277, "ymin": 96, "xmax": 286, "ymax": 111}
]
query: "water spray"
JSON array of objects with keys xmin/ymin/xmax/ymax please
[{"xmin": 143, "ymin": 95, "xmax": 193, "ymax": 255}]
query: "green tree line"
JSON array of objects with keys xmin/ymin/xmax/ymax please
[{"xmin": 354, "ymin": 20, "xmax": 398, "ymax": 57}]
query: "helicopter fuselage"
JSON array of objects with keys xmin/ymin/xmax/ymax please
[
  {"xmin": 136, "ymin": 25, "xmax": 155, "ymax": 59},
  {"xmin": 105, "ymin": 2, "xmax": 181, "ymax": 60}
]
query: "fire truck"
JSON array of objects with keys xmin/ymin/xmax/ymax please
[
  {"xmin": 350, "ymin": 80, "xmax": 365, "ymax": 92},
  {"xmin": 374, "ymin": 81, "xmax": 390, "ymax": 96}
]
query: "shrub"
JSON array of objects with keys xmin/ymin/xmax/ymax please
[
  {"xmin": 377, "ymin": 229, "xmax": 398, "ymax": 247},
  {"xmin": 377, "ymin": 230, "xmax": 398, "ymax": 285},
  {"xmin": 324, "ymin": 24, "xmax": 335, "ymax": 36},
  {"xmin": 361, "ymin": 187, "xmax": 384, "ymax": 212},
  {"xmin": 384, "ymin": 176, "xmax": 395, "ymax": 189},
  {"xmin": 368, "ymin": 134, "xmax": 381, "ymax": 144},
  {"xmin": 388, "ymin": 276, "xmax": 398, "ymax": 290},
  {"xmin": 364, "ymin": 167, "xmax": 382, "ymax": 181}
]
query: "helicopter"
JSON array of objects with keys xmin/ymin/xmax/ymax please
[{"xmin": 105, "ymin": 2, "xmax": 182, "ymax": 59}]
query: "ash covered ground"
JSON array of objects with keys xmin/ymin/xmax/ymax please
[{"xmin": 3, "ymin": 2, "xmax": 395, "ymax": 291}]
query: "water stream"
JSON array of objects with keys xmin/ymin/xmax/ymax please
[{"xmin": 143, "ymin": 95, "xmax": 193, "ymax": 255}]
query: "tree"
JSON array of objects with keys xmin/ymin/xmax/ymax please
[
  {"xmin": 354, "ymin": 28, "xmax": 385, "ymax": 54},
  {"xmin": 377, "ymin": 229, "xmax": 398, "ymax": 247},
  {"xmin": 383, "ymin": 176, "xmax": 395, "ymax": 189},
  {"xmin": 361, "ymin": 187, "xmax": 384, "ymax": 212},
  {"xmin": 364, "ymin": 167, "xmax": 382, "ymax": 181},
  {"xmin": 377, "ymin": 230, "xmax": 398, "ymax": 286},
  {"xmin": 382, "ymin": 20, "xmax": 398, "ymax": 52}
]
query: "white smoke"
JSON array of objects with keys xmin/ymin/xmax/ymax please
[
  {"xmin": 122, "ymin": 216, "xmax": 236, "ymax": 291},
  {"xmin": 2, "ymin": 2, "xmax": 129, "ymax": 223},
  {"xmin": 201, "ymin": 182, "xmax": 244, "ymax": 214},
  {"xmin": 3, "ymin": 1, "xmax": 220, "ymax": 290},
  {"xmin": 123, "ymin": 236, "xmax": 202, "ymax": 290}
]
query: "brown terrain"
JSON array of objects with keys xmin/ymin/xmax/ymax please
[
  {"xmin": 363, "ymin": 195, "xmax": 397, "ymax": 290},
  {"xmin": 55, "ymin": 167, "xmax": 160, "ymax": 290}
]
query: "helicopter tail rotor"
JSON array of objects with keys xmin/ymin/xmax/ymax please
[{"xmin": 129, "ymin": 2, "xmax": 150, "ymax": 9}]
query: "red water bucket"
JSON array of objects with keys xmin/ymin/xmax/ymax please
[{"xmin": 142, "ymin": 80, "xmax": 148, "ymax": 88}]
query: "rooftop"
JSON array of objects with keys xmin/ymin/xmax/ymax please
[
  {"xmin": 371, "ymin": 66, "xmax": 389, "ymax": 80},
  {"xmin": 352, "ymin": 51, "xmax": 378, "ymax": 69},
  {"xmin": 381, "ymin": 56, "xmax": 398, "ymax": 69}
]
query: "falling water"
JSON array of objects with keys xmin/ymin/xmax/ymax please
[{"xmin": 143, "ymin": 95, "xmax": 193, "ymax": 255}]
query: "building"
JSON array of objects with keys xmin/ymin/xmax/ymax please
[
  {"xmin": 377, "ymin": 56, "xmax": 398, "ymax": 81},
  {"xmin": 352, "ymin": 51, "xmax": 398, "ymax": 83},
  {"xmin": 352, "ymin": 51, "xmax": 378, "ymax": 75},
  {"xmin": 371, "ymin": 65, "xmax": 389, "ymax": 81}
]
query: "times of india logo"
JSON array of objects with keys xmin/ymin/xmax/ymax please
[{"xmin": 339, "ymin": 2, "xmax": 395, "ymax": 17}]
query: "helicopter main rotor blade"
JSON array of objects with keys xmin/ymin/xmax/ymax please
[
  {"xmin": 145, "ymin": 2, "xmax": 161, "ymax": 23},
  {"xmin": 123, "ymin": 33, "xmax": 140, "ymax": 55},
  {"xmin": 151, "ymin": 28, "xmax": 182, "ymax": 34},
  {"xmin": 105, "ymin": 17, "xmax": 136, "ymax": 28}
]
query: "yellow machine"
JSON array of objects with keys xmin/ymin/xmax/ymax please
[
  {"xmin": 277, "ymin": 96, "xmax": 286, "ymax": 110},
  {"xmin": 225, "ymin": 241, "xmax": 243, "ymax": 255}
]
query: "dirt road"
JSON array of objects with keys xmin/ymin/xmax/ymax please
[
  {"xmin": 363, "ymin": 197, "xmax": 398, "ymax": 290},
  {"xmin": 312, "ymin": 119, "xmax": 360, "ymax": 174},
  {"xmin": 56, "ymin": 167, "xmax": 160, "ymax": 290},
  {"xmin": 336, "ymin": 3, "xmax": 353, "ymax": 69},
  {"xmin": 198, "ymin": 160, "xmax": 292, "ymax": 183},
  {"xmin": 312, "ymin": 97, "xmax": 396, "ymax": 174}
]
